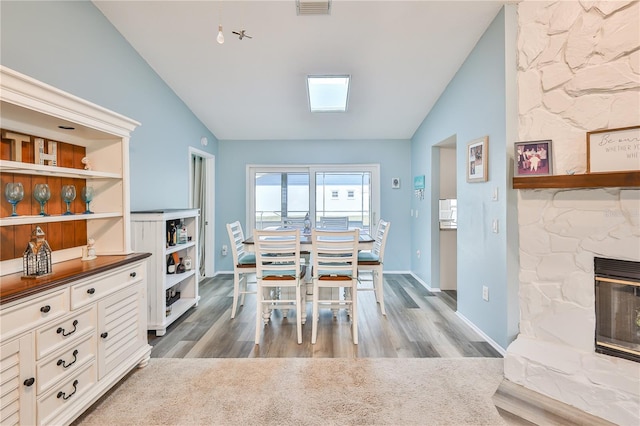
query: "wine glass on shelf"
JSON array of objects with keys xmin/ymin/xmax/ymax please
[
  {"xmin": 61, "ymin": 185, "xmax": 76, "ymax": 215},
  {"xmin": 4, "ymin": 182, "xmax": 24, "ymax": 217},
  {"xmin": 81, "ymin": 186, "xmax": 94, "ymax": 214},
  {"xmin": 33, "ymin": 183, "xmax": 51, "ymax": 216}
]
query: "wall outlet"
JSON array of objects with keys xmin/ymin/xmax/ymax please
[
  {"xmin": 221, "ymin": 245, "xmax": 228, "ymax": 256},
  {"xmin": 492, "ymin": 219, "xmax": 499, "ymax": 233},
  {"xmin": 416, "ymin": 250, "xmax": 421, "ymax": 259},
  {"xmin": 482, "ymin": 285, "xmax": 489, "ymax": 301},
  {"xmin": 492, "ymin": 187, "xmax": 499, "ymax": 201}
]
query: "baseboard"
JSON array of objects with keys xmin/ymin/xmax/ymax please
[
  {"xmin": 409, "ymin": 272, "xmax": 441, "ymax": 292},
  {"xmin": 493, "ymin": 379, "xmax": 616, "ymax": 426},
  {"xmin": 455, "ymin": 311, "xmax": 506, "ymax": 356}
]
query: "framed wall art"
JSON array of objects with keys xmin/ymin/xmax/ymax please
[
  {"xmin": 466, "ymin": 136, "xmax": 488, "ymax": 182},
  {"xmin": 587, "ymin": 126, "xmax": 640, "ymax": 173},
  {"xmin": 514, "ymin": 140, "xmax": 553, "ymax": 177}
]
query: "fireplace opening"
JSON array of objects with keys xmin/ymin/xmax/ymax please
[{"xmin": 594, "ymin": 257, "xmax": 640, "ymax": 363}]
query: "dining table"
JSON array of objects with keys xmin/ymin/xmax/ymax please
[{"xmin": 242, "ymin": 228, "xmax": 375, "ymax": 322}]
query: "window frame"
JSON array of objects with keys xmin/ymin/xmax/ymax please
[{"xmin": 246, "ymin": 164, "xmax": 380, "ymax": 236}]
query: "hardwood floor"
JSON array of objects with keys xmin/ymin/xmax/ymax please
[{"xmin": 148, "ymin": 274, "xmax": 502, "ymax": 359}]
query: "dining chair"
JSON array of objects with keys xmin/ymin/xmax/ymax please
[
  {"xmin": 319, "ymin": 216, "xmax": 349, "ymax": 230},
  {"xmin": 310, "ymin": 229, "xmax": 360, "ymax": 344},
  {"xmin": 226, "ymin": 221, "xmax": 257, "ymax": 319},
  {"xmin": 253, "ymin": 228, "xmax": 306, "ymax": 345},
  {"xmin": 280, "ymin": 216, "xmax": 306, "ymax": 229},
  {"xmin": 357, "ymin": 219, "xmax": 391, "ymax": 316}
]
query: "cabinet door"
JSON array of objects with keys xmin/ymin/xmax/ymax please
[
  {"xmin": 96, "ymin": 284, "xmax": 145, "ymax": 380},
  {"xmin": 0, "ymin": 334, "xmax": 35, "ymax": 426}
]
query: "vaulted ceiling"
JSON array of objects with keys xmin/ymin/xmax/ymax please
[{"xmin": 94, "ymin": 1, "xmax": 505, "ymax": 141}]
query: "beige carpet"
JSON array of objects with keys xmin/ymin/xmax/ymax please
[{"xmin": 76, "ymin": 358, "xmax": 507, "ymax": 426}]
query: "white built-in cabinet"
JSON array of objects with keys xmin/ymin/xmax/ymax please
[
  {"xmin": 131, "ymin": 209, "xmax": 200, "ymax": 336},
  {"xmin": 0, "ymin": 66, "xmax": 152, "ymax": 425}
]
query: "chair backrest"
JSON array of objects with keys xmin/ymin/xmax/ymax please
[
  {"xmin": 371, "ymin": 219, "xmax": 391, "ymax": 261},
  {"xmin": 311, "ymin": 229, "xmax": 359, "ymax": 279},
  {"xmin": 253, "ymin": 229, "xmax": 302, "ymax": 279},
  {"xmin": 319, "ymin": 216, "xmax": 349, "ymax": 230},
  {"xmin": 280, "ymin": 216, "xmax": 306, "ymax": 229},
  {"xmin": 226, "ymin": 221, "xmax": 248, "ymax": 266}
]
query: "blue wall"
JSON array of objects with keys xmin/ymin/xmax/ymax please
[
  {"xmin": 0, "ymin": 1, "xmax": 217, "ymax": 210},
  {"xmin": 216, "ymin": 139, "xmax": 412, "ymax": 272},
  {"xmin": 410, "ymin": 8, "xmax": 518, "ymax": 349}
]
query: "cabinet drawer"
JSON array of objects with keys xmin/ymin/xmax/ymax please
[
  {"xmin": 36, "ymin": 333, "xmax": 96, "ymax": 396},
  {"xmin": 35, "ymin": 306, "xmax": 96, "ymax": 360},
  {"xmin": 1, "ymin": 289, "xmax": 69, "ymax": 342},
  {"xmin": 71, "ymin": 263, "xmax": 144, "ymax": 310},
  {"xmin": 36, "ymin": 361, "xmax": 96, "ymax": 426}
]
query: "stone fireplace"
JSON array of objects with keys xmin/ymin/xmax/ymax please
[{"xmin": 506, "ymin": 1, "xmax": 640, "ymax": 424}]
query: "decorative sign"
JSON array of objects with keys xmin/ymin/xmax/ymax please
[
  {"xmin": 587, "ymin": 126, "xmax": 640, "ymax": 173},
  {"xmin": 34, "ymin": 138, "xmax": 57, "ymax": 166},
  {"xmin": 413, "ymin": 175, "xmax": 425, "ymax": 190}
]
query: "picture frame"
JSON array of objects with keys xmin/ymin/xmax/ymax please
[
  {"xmin": 514, "ymin": 140, "xmax": 553, "ymax": 177},
  {"xmin": 466, "ymin": 136, "xmax": 488, "ymax": 182},
  {"xmin": 391, "ymin": 177, "xmax": 400, "ymax": 189},
  {"xmin": 587, "ymin": 126, "xmax": 640, "ymax": 173}
]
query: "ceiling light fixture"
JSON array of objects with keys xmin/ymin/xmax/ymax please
[{"xmin": 217, "ymin": 24, "xmax": 224, "ymax": 44}]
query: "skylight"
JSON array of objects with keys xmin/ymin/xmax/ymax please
[{"xmin": 307, "ymin": 75, "xmax": 350, "ymax": 112}]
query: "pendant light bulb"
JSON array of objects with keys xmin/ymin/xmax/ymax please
[{"xmin": 217, "ymin": 25, "xmax": 224, "ymax": 44}]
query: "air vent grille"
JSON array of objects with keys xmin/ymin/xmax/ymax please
[{"xmin": 296, "ymin": 0, "xmax": 331, "ymax": 15}]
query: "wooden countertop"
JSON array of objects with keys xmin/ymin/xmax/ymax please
[{"xmin": 0, "ymin": 253, "xmax": 151, "ymax": 305}]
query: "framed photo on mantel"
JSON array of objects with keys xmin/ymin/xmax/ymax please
[
  {"xmin": 587, "ymin": 126, "xmax": 640, "ymax": 173},
  {"xmin": 514, "ymin": 140, "xmax": 553, "ymax": 177}
]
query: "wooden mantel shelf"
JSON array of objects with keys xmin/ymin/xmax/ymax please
[{"xmin": 513, "ymin": 171, "xmax": 640, "ymax": 189}]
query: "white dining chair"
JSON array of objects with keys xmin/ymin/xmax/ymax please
[
  {"xmin": 253, "ymin": 228, "xmax": 306, "ymax": 345},
  {"xmin": 310, "ymin": 229, "xmax": 360, "ymax": 344},
  {"xmin": 226, "ymin": 221, "xmax": 257, "ymax": 319},
  {"xmin": 357, "ymin": 219, "xmax": 391, "ymax": 316},
  {"xmin": 319, "ymin": 216, "xmax": 349, "ymax": 230}
]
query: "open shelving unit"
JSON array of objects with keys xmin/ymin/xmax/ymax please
[
  {"xmin": 0, "ymin": 65, "xmax": 139, "ymax": 275},
  {"xmin": 130, "ymin": 209, "xmax": 200, "ymax": 336}
]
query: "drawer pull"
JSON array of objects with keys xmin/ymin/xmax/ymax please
[
  {"xmin": 40, "ymin": 305, "xmax": 51, "ymax": 313},
  {"xmin": 57, "ymin": 350, "xmax": 79, "ymax": 369},
  {"xmin": 87, "ymin": 288, "xmax": 96, "ymax": 295},
  {"xmin": 23, "ymin": 377, "xmax": 35, "ymax": 387},
  {"xmin": 57, "ymin": 380, "xmax": 79, "ymax": 400},
  {"xmin": 130, "ymin": 271, "xmax": 137, "ymax": 278},
  {"xmin": 100, "ymin": 332, "xmax": 108, "ymax": 339},
  {"xmin": 57, "ymin": 320, "xmax": 79, "ymax": 337}
]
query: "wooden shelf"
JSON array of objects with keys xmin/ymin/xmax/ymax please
[
  {"xmin": 0, "ymin": 212, "xmax": 121, "ymax": 227},
  {"xmin": 513, "ymin": 171, "xmax": 640, "ymax": 189},
  {"xmin": 0, "ymin": 160, "xmax": 121, "ymax": 179}
]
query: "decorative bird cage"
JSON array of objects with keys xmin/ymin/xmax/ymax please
[{"xmin": 22, "ymin": 226, "xmax": 52, "ymax": 278}]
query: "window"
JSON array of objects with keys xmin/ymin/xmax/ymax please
[{"xmin": 248, "ymin": 164, "xmax": 379, "ymax": 234}]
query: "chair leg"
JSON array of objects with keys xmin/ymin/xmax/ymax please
[
  {"xmin": 296, "ymin": 286, "xmax": 302, "ymax": 344},
  {"xmin": 255, "ymin": 285, "xmax": 263, "ymax": 345},
  {"xmin": 231, "ymin": 271, "xmax": 240, "ymax": 319},
  {"xmin": 351, "ymin": 281, "xmax": 358, "ymax": 344},
  {"xmin": 311, "ymin": 284, "xmax": 319, "ymax": 344},
  {"xmin": 375, "ymin": 266, "xmax": 386, "ymax": 316},
  {"xmin": 239, "ymin": 274, "xmax": 247, "ymax": 307}
]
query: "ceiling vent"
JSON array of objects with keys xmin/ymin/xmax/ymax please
[{"xmin": 296, "ymin": 0, "xmax": 331, "ymax": 15}]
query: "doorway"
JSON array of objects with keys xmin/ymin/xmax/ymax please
[
  {"xmin": 189, "ymin": 147, "xmax": 215, "ymax": 278},
  {"xmin": 435, "ymin": 136, "xmax": 457, "ymax": 296}
]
